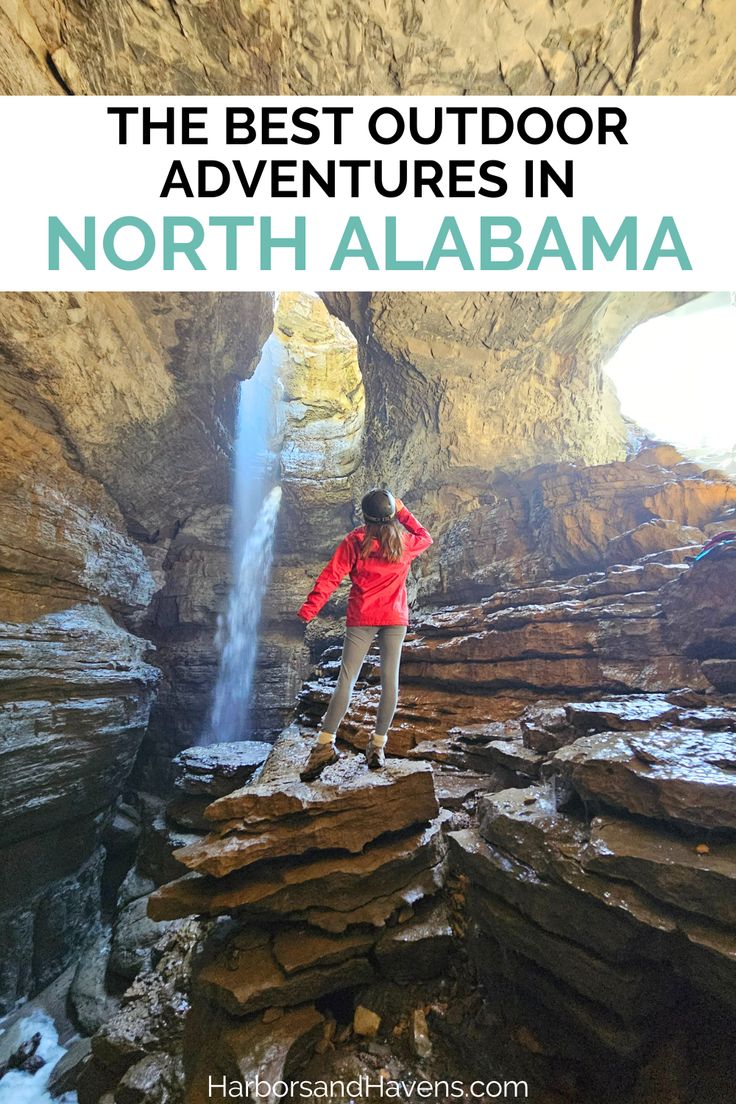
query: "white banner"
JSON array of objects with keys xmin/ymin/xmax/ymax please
[{"xmin": 0, "ymin": 95, "xmax": 733, "ymax": 291}]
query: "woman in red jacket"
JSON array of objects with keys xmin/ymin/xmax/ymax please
[{"xmin": 297, "ymin": 488, "xmax": 432, "ymax": 780}]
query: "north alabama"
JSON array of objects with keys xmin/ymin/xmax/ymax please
[{"xmin": 48, "ymin": 214, "xmax": 692, "ymax": 272}]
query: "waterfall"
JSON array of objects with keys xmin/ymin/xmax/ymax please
[{"xmin": 203, "ymin": 336, "xmax": 285, "ymax": 744}]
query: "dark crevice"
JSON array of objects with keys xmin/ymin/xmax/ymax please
[
  {"xmin": 626, "ymin": 0, "xmax": 643, "ymax": 86},
  {"xmin": 45, "ymin": 50, "xmax": 75, "ymax": 95}
]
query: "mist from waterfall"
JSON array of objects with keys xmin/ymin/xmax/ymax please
[{"xmin": 203, "ymin": 335, "xmax": 285, "ymax": 745}]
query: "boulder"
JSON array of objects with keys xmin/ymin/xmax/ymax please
[
  {"xmin": 475, "ymin": 788, "xmax": 679, "ymax": 935},
  {"xmin": 353, "ymin": 1006, "xmax": 381, "ymax": 1037},
  {"xmin": 549, "ymin": 730, "xmax": 736, "ymax": 830},
  {"xmin": 172, "ymin": 742, "xmax": 271, "ymax": 797},
  {"xmin": 115, "ymin": 1051, "xmax": 184, "ymax": 1104}
]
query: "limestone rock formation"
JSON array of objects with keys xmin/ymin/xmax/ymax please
[
  {"xmin": 171, "ymin": 726, "xmax": 438, "ymax": 877},
  {"xmin": 550, "ymin": 729, "xmax": 736, "ymax": 830},
  {"xmin": 0, "ymin": 290, "xmax": 272, "ymax": 1009},
  {"xmin": 0, "ymin": 0, "xmax": 733, "ymax": 1092},
  {"xmin": 0, "ymin": 293, "xmax": 273, "ymax": 537},
  {"xmin": 323, "ymin": 293, "xmax": 691, "ymax": 495},
  {"xmin": 76, "ymin": 919, "xmax": 204, "ymax": 1104},
  {"xmin": 451, "ymin": 703, "xmax": 736, "ymax": 1096},
  {"xmin": 584, "ymin": 816, "xmax": 736, "ymax": 927},
  {"xmin": 138, "ymin": 727, "xmax": 453, "ymax": 1102},
  {"xmin": 1, "ymin": 0, "xmax": 733, "ymax": 97},
  {"xmin": 0, "ymin": 606, "xmax": 158, "ymax": 1011},
  {"xmin": 256, "ymin": 292, "xmax": 365, "ymax": 733},
  {"xmin": 408, "ymin": 446, "xmax": 736, "ymax": 603},
  {"xmin": 661, "ymin": 551, "xmax": 736, "ymax": 692},
  {"xmin": 297, "ymin": 553, "xmax": 716, "ymax": 766}
]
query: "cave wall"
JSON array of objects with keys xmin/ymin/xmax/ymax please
[
  {"xmin": 322, "ymin": 292, "xmax": 692, "ymax": 490},
  {"xmin": 0, "ymin": 292, "xmax": 272, "ymax": 1010},
  {"xmin": 0, "ymin": 284, "xmax": 718, "ymax": 1011},
  {"xmin": 1, "ymin": 0, "xmax": 734, "ymax": 97},
  {"xmin": 320, "ymin": 292, "xmax": 698, "ymax": 604}
]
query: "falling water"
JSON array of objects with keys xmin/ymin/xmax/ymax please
[{"xmin": 203, "ymin": 336, "xmax": 285, "ymax": 744}]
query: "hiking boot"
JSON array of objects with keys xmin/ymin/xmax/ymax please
[
  {"xmin": 300, "ymin": 741, "xmax": 339, "ymax": 782},
  {"xmin": 365, "ymin": 740, "xmax": 386, "ymax": 770}
]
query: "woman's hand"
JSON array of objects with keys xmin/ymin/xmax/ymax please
[{"xmin": 394, "ymin": 496, "xmax": 404, "ymax": 512}]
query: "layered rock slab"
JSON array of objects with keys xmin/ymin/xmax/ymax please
[
  {"xmin": 549, "ymin": 729, "xmax": 736, "ymax": 831},
  {"xmin": 401, "ymin": 571, "xmax": 708, "ymax": 696},
  {"xmin": 0, "ymin": 605, "xmax": 159, "ymax": 845},
  {"xmin": 584, "ymin": 816, "xmax": 736, "ymax": 928},
  {"xmin": 150, "ymin": 815, "xmax": 448, "ymax": 932},
  {"xmin": 196, "ymin": 927, "xmax": 375, "ymax": 1017},
  {"xmin": 465, "ymin": 780, "xmax": 736, "ymax": 1014},
  {"xmin": 173, "ymin": 727, "xmax": 437, "ymax": 878},
  {"xmin": 0, "ymin": 604, "xmax": 159, "ymax": 1009},
  {"xmin": 143, "ymin": 726, "xmax": 451, "ymax": 1103}
]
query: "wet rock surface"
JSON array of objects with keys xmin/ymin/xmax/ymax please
[
  {"xmin": 446, "ymin": 674, "xmax": 736, "ymax": 1095},
  {"xmin": 76, "ymin": 919, "xmax": 204, "ymax": 1104},
  {"xmin": 173, "ymin": 728, "xmax": 438, "ymax": 878},
  {"xmin": 549, "ymin": 728, "xmax": 736, "ymax": 831},
  {"xmin": 135, "ymin": 727, "xmax": 458, "ymax": 1102},
  {"xmin": 583, "ymin": 816, "xmax": 736, "ymax": 927},
  {"xmin": 172, "ymin": 741, "xmax": 272, "ymax": 798},
  {"xmin": 72, "ymin": 543, "xmax": 736, "ymax": 1104}
]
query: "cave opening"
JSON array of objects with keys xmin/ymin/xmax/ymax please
[{"xmin": 604, "ymin": 292, "xmax": 736, "ymax": 477}]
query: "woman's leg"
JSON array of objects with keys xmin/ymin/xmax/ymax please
[
  {"xmin": 320, "ymin": 625, "xmax": 378, "ymax": 735},
  {"xmin": 374, "ymin": 625, "xmax": 408, "ymax": 739}
]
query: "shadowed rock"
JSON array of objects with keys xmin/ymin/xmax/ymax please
[
  {"xmin": 662, "ymin": 555, "xmax": 736, "ymax": 692},
  {"xmin": 196, "ymin": 926, "xmax": 375, "ymax": 1017},
  {"xmin": 583, "ymin": 816, "xmax": 736, "ymax": 927},
  {"xmin": 149, "ymin": 815, "xmax": 448, "ymax": 932},
  {"xmin": 184, "ymin": 1004, "xmax": 323, "ymax": 1104},
  {"xmin": 449, "ymin": 828, "xmax": 666, "ymax": 962}
]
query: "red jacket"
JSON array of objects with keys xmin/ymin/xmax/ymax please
[{"xmin": 298, "ymin": 507, "xmax": 433, "ymax": 626}]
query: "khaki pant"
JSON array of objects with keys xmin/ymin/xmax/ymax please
[{"xmin": 322, "ymin": 625, "xmax": 407, "ymax": 737}]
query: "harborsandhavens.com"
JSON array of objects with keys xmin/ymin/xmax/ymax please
[{"xmin": 207, "ymin": 1074, "xmax": 530, "ymax": 1099}]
